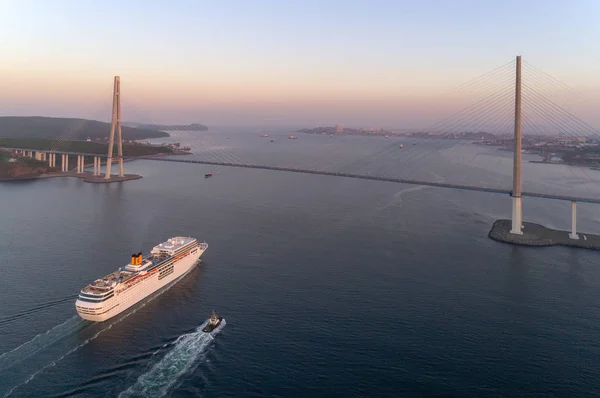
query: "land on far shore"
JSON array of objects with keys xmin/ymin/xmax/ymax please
[
  {"xmin": 0, "ymin": 138, "xmax": 174, "ymax": 157},
  {"xmin": 0, "ymin": 138, "xmax": 175, "ymax": 180},
  {"xmin": 0, "ymin": 149, "xmax": 59, "ymax": 179},
  {"xmin": 0, "ymin": 116, "xmax": 170, "ymax": 140},
  {"xmin": 298, "ymin": 126, "xmax": 497, "ymax": 140},
  {"xmin": 123, "ymin": 122, "xmax": 208, "ymax": 131}
]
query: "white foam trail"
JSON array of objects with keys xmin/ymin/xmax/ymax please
[
  {"xmin": 0, "ymin": 316, "xmax": 88, "ymax": 372},
  {"xmin": 2, "ymin": 273, "xmax": 191, "ymax": 398},
  {"xmin": 119, "ymin": 320, "xmax": 226, "ymax": 398}
]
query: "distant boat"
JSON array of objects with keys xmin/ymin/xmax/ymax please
[
  {"xmin": 289, "ymin": 136, "xmax": 298, "ymax": 139},
  {"xmin": 202, "ymin": 310, "xmax": 223, "ymax": 333},
  {"xmin": 205, "ymin": 173, "xmax": 212, "ymax": 178},
  {"xmin": 270, "ymin": 139, "xmax": 274, "ymax": 142},
  {"xmin": 260, "ymin": 134, "xmax": 269, "ymax": 138},
  {"xmin": 399, "ymin": 144, "xmax": 403, "ymax": 148}
]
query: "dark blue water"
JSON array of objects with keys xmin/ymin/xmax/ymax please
[{"xmin": 2, "ymin": 130, "xmax": 600, "ymax": 397}]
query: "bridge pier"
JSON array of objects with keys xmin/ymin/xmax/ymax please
[
  {"xmin": 569, "ymin": 201, "xmax": 579, "ymax": 240},
  {"xmin": 511, "ymin": 197, "xmax": 523, "ymax": 235},
  {"xmin": 62, "ymin": 154, "xmax": 68, "ymax": 172},
  {"xmin": 93, "ymin": 156, "xmax": 101, "ymax": 175},
  {"xmin": 76, "ymin": 155, "xmax": 83, "ymax": 174}
]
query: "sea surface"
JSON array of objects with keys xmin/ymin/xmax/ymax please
[{"xmin": 2, "ymin": 128, "xmax": 600, "ymax": 397}]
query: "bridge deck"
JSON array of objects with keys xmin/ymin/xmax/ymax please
[
  {"xmin": 141, "ymin": 157, "xmax": 600, "ymax": 204},
  {"xmin": 4, "ymin": 147, "xmax": 599, "ymax": 204},
  {"xmin": 0, "ymin": 147, "xmax": 124, "ymax": 158}
]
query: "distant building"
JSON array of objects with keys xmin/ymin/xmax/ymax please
[{"xmin": 335, "ymin": 124, "xmax": 344, "ymax": 133}]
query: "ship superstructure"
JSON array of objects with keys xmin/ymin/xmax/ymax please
[{"xmin": 75, "ymin": 236, "xmax": 207, "ymax": 322}]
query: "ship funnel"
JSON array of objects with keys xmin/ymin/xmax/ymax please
[
  {"xmin": 136, "ymin": 252, "xmax": 143, "ymax": 265},
  {"xmin": 131, "ymin": 254, "xmax": 136, "ymax": 265}
]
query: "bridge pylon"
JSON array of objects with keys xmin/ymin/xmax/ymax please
[
  {"xmin": 510, "ymin": 55, "xmax": 523, "ymax": 235},
  {"xmin": 105, "ymin": 76, "xmax": 124, "ymax": 179}
]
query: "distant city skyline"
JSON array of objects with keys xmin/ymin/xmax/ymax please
[{"xmin": 1, "ymin": 0, "xmax": 600, "ymax": 128}]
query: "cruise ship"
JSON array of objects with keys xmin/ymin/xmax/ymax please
[{"xmin": 75, "ymin": 237, "xmax": 207, "ymax": 322}]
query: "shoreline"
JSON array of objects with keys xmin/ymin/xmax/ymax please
[{"xmin": 0, "ymin": 152, "xmax": 190, "ymax": 183}]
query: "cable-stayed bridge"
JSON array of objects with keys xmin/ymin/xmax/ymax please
[{"xmin": 3, "ymin": 56, "xmax": 600, "ymax": 241}]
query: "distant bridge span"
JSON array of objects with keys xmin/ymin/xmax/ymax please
[{"xmin": 142, "ymin": 157, "xmax": 600, "ymax": 205}]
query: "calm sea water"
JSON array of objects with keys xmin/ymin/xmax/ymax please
[{"xmin": 2, "ymin": 129, "xmax": 600, "ymax": 397}]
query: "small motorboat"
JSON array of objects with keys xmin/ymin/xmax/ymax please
[
  {"xmin": 205, "ymin": 173, "xmax": 212, "ymax": 178},
  {"xmin": 202, "ymin": 310, "xmax": 223, "ymax": 333}
]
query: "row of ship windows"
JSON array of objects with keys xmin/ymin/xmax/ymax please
[
  {"xmin": 80, "ymin": 291, "xmax": 112, "ymax": 298},
  {"xmin": 76, "ymin": 306, "xmax": 102, "ymax": 314},
  {"xmin": 78, "ymin": 293, "xmax": 114, "ymax": 303},
  {"xmin": 77, "ymin": 304, "xmax": 118, "ymax": 315},
  {"xmin": 155, "ymin": 245, "xmax": 193, "ymax": 271},
  {"xmin": 157, "ymin": 261, "xmax": 174, "ymax": 274},
  {"xmin": 158, "ymin": 265, "xmax": 175, "ymax": 280}
]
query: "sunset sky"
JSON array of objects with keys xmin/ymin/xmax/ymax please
[{"xmin": 1, "ymin": 0, "xmax": 599, "ymax": 128}]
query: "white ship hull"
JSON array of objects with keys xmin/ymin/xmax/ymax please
[{"xmin": 76, "ymin": 242, "xmax": 205, "ymax": 322}]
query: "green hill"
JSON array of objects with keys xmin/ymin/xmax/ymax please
[
  {"xmin": 0, "ymin": 138, "xmax": 173, "ymax": 156},
  {"xmin": 0, "ymin": 116, "xmax": 170, "ymax": 140}
]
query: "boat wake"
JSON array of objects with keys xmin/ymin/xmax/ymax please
[
  {"xmin": 0, "ymin": 315, "xmax": 88, "ymax": 373},
  {"xmin": 0, "ymin": 274, "xmax": 194, "ymax": 398},
  {"xmin": 0, "ymin": 295, "xmax": 78, "ymax": 327},
  {"xmin": 118, "ymin": 319, "xmax": 226, "ymax": 398}
]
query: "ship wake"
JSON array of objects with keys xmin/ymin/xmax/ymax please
[
  {"xmin": 118, "ymin": 319, "xmax": 226, "ymax": 398},
  {"xmin": 0, "ymin": 315, "xmax": 88, "ymax": 373},
  {"xmin": 0, "ymin": 277, "xmax": 190, "ymax": 398}
]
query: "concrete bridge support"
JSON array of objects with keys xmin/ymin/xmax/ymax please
[
  {"xmin": 62, "ymin": 154, "xmax": 68, "ymax": 172},
  {"xmin": 76, "ymin": 155, "xmax": 84, "ymax": 174},
  {"xmin": 93, "ymin": 156, "xmax": 101, "ymax": 176},
  {"xmin": 510, "ymin": 55, "xmax": 523, "ymax": 235},
  {"xmin": 48, "ymin": 153, "xmax": 56, "ymax": 168},
  {"xmin": 569, "ymin": 201, "xmax": 579, "ymax": 240},
  {"xmin": 105, "ymin": 76, "xmax": 124, "ymax": 179}
]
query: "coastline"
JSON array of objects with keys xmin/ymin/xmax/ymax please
[{"xmin": 0, "ymin": 152, "xmax": 189, "ymax": 183}]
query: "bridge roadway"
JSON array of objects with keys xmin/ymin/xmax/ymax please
[
  {"xmin": 142, "ymin": 157, "xmax": 600, "ymax": 205},
  {"xmin": 0, "ymin": 147, "xmax": 123, "ymax": 158}
]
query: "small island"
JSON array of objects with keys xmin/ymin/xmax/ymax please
[
  {"xmin": 298, "ymin": 126, "xmax": 394, "ymax": 136},
  {"xmin": 125, "ymin": 123, "xmax": 208, "ymax": 131}
]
